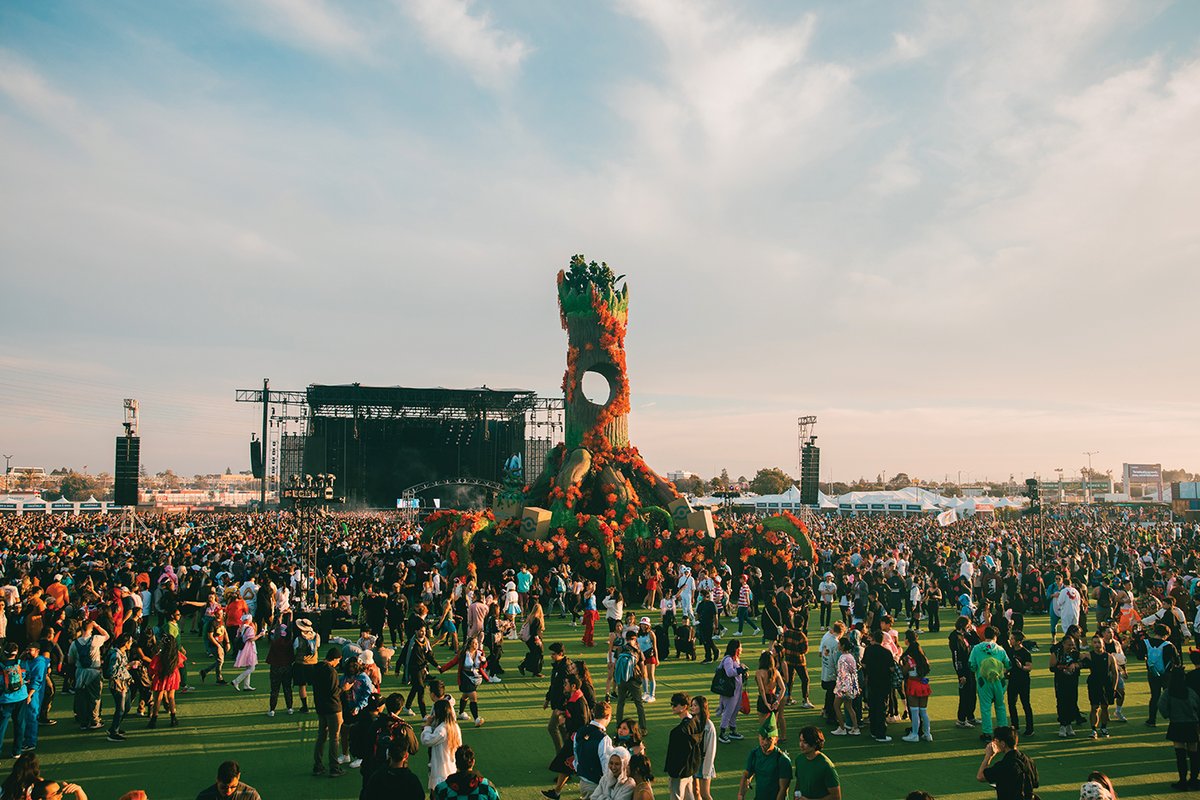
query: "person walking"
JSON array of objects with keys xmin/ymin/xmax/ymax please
[
  {"xmin": 231, "ymin": 616, "xmax": 265, "ymax": 691},
  {"xmin": 198, "ymin": 621, "xmax": 229, "ymax": 686},
  {"xmin": 1081, "ymin": 633, "xmax": 1117, "ymax": 739},
  {"xmin": 439, "ymin": 635, "xmax": 490, "ymax": 728},
  {"xmin": 697, "ymin": 591, "xmax": 719, "ymax": 664},
  {"xmin": 831, "ymin": 637, "xmax": 860, "ymax": 737},
  {"xmin": 636, "ymin": 619, "xmax": 659, "ymax": 704},
  {"xmin": 969, "ymin": 626, "xmax": 1011, "ymax": 742},
  {"xmin": 401, "ymin": 627, "xmax": 436, "ymax": 718},
  {"xmin": 976, "ymin": 727, "xmax": 1039, "ymax": 800},
  {"xmin": 664, "ymin": 692, "xmax": 701, "ymax": 800},
  {"xmin": 103, "ymin": 635, "xmax": 135, "ymax": 743}
]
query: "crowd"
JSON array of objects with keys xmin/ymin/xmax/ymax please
[{"xmin": 0, "ymin": 503, "xmax": 1191, "ymax": 799}]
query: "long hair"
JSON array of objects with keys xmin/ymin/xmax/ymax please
[
  {"xmin": 431, "ymin": 699, "xmax": 462, "ymax": 753},
  {"xmin": 1, "ymin": 753, "xmax": 40, "ymax": 799},
  {"xmin": 904, "ymin": 630, "xmax": 929, "ymax": 676},
  {"xmin": 157, "ymin": 634, "xmax": 180, "ymax": 676},
  {"xmin": 692, "ymin": 695, "xmax": 710, "ymax": 729}
]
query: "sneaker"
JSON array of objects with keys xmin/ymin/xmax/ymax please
[
  {"xmin": 288, "ymin": 708, "xmax": 295, "ymax": 715},
  {"xmin": 488, "ymin": 676, "xmax": 501, "ymax": 684},
  {"xmin": 1145, "ymin": 719, "xmax": 1158, "ymax": 727},
  {"xmin": 801, "ymin": 700, "xmax": 815, "ymax": 709},
  {"xmin": 267, "ymin": 710, "xmax": 275, "ymax": 718},
  {"xmin": 457, "ymin": 712, "xmax": 471, "ymax": 721},
  {"xmin": 921, "ymin": 733, "xmax": 934, "ymax": 742},
  {"xmin": 402, "ymin": 707, "xmax": 416, "ymax": 716},
  {"xmin": 955, "ymin": 720, "xmax": 971, "ymax": 729},
  {"xmin": 874, "ymin": 735, "xmax": 893, "ymax": 743},
  {"xmin": 728, "ymin": 730, "xmax": 744, "ymax": 741},
  {"xmin": 348, "ymin": 759, "xmax": 362, "ymax": 769},
  {"xmin": 641, "ymin": 693, "xmax": 650, "ymax": 702},
  {"xmin": 475, "ymin": 717, "xmax": 485, "ymax": 727},
  {"xmin": 849, "ymin": 727, "xmax": 861, "ymax": 736},
  {"xmin": 329, "ymin": 767, "xmax": 346, "ymax": 778},
  {"xmin": 541, "ymin": 791, "xmax": 561, "ymax": 800},
  {"xmin": 831, "ymin": 726, "xmax": 848, "ymax": 736},
  {"xmin": 1058, "ymin": 726, "xmax": 1069, "ymax": 738},
  {"xmin": 106, "ymin": 733, "xmax": 125, "ymax": 743},
  {"xmin": 20, "ymin": 746, "xmax": 35, "ymax": 753},
  {"xmin": 646, "ymin": 695, "xmax": 656, "ymax": 704},
  {"xmin": 1023, "ymin": 729, "xmax": 1034, "ymax": 738},
  {"xmin": 312, "ymin": 764, "xmax": 325, "ymax": 776},
  {"xmin": 718, "ymin": 733, "xmax": 732, "ymax": 744},
  {"xmin": 1090, "ymin": 728, "xmax": 1099, "ymax": 739},
  {"xmin": 1066, "ymin": 725, "xmax": 1075, "ymax": 737},
  {"xmin": 337, "ymin": 754, "xmax": 350, "ymax": 765},
  {"xmin": 1100, "ymin": 727, "xmax": 1110, "ymax": 738},
  {"xmin": 1113, "ymin": 711, "xmax": 1128, "ymax": 722},
  {"xmin": 901, "ymin": 732, "xmax": 919, "ymax": 742}
]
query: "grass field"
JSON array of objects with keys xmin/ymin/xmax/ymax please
[{"xmin": 22, "ymin": 613, "xmax": 1180, "ymax": 799}]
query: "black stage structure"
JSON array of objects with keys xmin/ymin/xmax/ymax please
[{"xmin": 236, "ymin": 384, "xmax": 563, "ymax": 509}]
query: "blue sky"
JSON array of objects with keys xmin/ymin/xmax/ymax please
[{"xmin": 2, "ymin": 0, "xmax": 1199, "ymax": 483}]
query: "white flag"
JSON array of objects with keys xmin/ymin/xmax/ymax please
[{"xmin": 937, "ymin": 509, "xmax": 957, "ymax": 527}]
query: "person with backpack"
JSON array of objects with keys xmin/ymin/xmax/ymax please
[
  {"xmin": 976, "ymin": 726, "xmax": 1039, "ymax": 800},
  {"xmin": 970, "ymin": 626, "xmax": 1012, "ymax": 742},
  {"xmin": 1144, "ymin": 623, "xmax": 1179, "ymax": 727},
  {"xmin": 0, "ymin": 643, "xmax": 29, "ymax": 759},
  {"xmin": 359, "ymin": 693, "xmax": 418, "ymax": 791},
  {"xmin": 359, "ymin": 737, "xmax": 423, "ymax": 800},
  {"xmin": 614, "ymin": 631, "xmax": 647, "ymax": 736},
  {"xmin": 664, "ymin": 692, "xmax": 702, "ymax": 800},
  {"xmin": 67, "ymin": 619, "xmax": 108, "ymax": 731},
  {"xmin": 737, "ymin": 717, "xmax": 791, "ymax": 800}
]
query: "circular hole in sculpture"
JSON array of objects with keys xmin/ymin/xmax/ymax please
[{"xmin": 580, "ymin": 370, "xmax": 612, "ymax": 406}]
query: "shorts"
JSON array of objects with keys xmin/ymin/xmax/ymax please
[
  {"xmin": 1087, "ymin": 678, "xmax": 1114, "ymax": 707},
  {"xmin": 292, "ymin": 663, "xmax": 313, "ymax": 686},
  {"xmin": 441, "ymin": 619, "xmax": 457, "ymax": 634},
  {"xmin": 607, "ymin": 618, "xmax": 619, "ymax": 633},
  {"xmin": 642, "ymin": 649, "xmax": 658, "ymax": 667}
]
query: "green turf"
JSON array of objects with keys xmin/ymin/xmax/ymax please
[{"xmin": 23, "ymin": 614, "xmax": 1179, "ymax": 799}]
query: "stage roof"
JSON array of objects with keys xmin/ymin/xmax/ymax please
[{"xmin": 306, "ymin": 384, "xmax": 540, "ymax": 420}]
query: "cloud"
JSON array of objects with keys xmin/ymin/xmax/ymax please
[
  {"xmin": 236, "ymin": 0, "xmax": 369, "ymax": 57},
  {"xmin": 400, "ymin": 0, "xmax": 531, "ymax": 89}
]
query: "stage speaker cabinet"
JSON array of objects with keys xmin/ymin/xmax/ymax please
[
  {"xmin": 250, "ymin": 440, "xmax": 264, "ymax": 480},
  {"xmin": 519, "ymin": 506, "xmax": 552, "ymax": 541},
  {"xmin": 686, "ymin": 509, "xmax": 716, "ymax": 538},
  {"xmin": 668, "ymin": 497, "xmax": 693, "ymax": 526},
  {"xmin": 494, "ymin": 498, "xmax": 522, "ymax": 521},
  {"xmin": 800, "ymin": 444, "xmax": 820, "ymax": 505},
  {"xmin": 114, "ymin": 436, "xmax": 140, "ymax": 507}
]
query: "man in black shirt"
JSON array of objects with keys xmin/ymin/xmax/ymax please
[
  {"xmin": 861, "ymin": 630, "xmax": 894, "ymax": 742},
  {"xmin": 1005, "ymin": 632, "xmax": 1034, "ymax": 736},
  {"xmin": 312, "ymin": 647, "xmax": 345, "ymax": 777},
  {"xmin": 977, "ymin": 727, "xmax": 1038, "ymax": 800},
  {"xmin": 542, "ymin": 642, "xmax": 574, "ymax": 753},
  {"xmin": 360, "ymin": 740, "xmax": 424, "ymax": 800},
  {"xmin": 664, "ymin": 691, "xmax": 702, "ymax": 800},
  {"xmin": 697, "ymin": 591, "xmax": 719, "ymax": 663}
]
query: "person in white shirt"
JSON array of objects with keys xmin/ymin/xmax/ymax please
[
  {"xmin": 819, "ymin": 622, "xmax": 845, "ymax": 723},
  {"xmin": 817, "ymin": 574, "xmax": 838, "ymax": 630}
]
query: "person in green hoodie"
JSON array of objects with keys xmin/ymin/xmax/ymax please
[{"xmin": 969, "ymin": 626, "xmax": 1012, "ymax": 741}]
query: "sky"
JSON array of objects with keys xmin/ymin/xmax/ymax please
[{"xmin": 2, "ymin": 0, "xmax": 1199, "ymax": 485}]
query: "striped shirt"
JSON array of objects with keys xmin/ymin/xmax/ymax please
[{"xmin": 738, "ymin": 585, "xmax": 752, "ymax": 608}]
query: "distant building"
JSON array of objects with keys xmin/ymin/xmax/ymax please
[{"xmin": 667, "ymin": 470, "xmax": 699, "ymax": 482}]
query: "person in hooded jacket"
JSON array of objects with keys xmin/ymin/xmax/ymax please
[{"xmin": 592, "ymin": 747, "xmax": 634, "ymax": 800}]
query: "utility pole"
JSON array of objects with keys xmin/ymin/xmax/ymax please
[
  {"xmin": 261, "ymin": 378, "xmax": 270, "ymax": 508},
  {"xmin": 1083, "ymin": 451, "xmax": 1099, "ymax": 504},
  {"xmin": 2, "ymin": 455, "xmax": 11, "ymax": 493}
]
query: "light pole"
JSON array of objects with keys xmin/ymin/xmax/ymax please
[
  {"xmin": 1083, "ymin": 451, "xmax": 1099, "ymax": 504},
  {"xmin": 2, "ymin": 455, "xmax": 11, "ymax": 493},
  {"xmin": 1055, "ymin": 468, "xmax": 1064, "ymax": 503}
]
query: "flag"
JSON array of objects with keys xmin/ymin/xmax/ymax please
[{"xmin": 937, "ymin": 509, "xmax": 957, "ymax": 527}]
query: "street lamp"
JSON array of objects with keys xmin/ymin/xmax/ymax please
[{"xmin": 1083, "ymin": 451, "xmax": 1099, "ymax": 504}]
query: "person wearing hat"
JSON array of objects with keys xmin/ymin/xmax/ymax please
[
  {"xmin": 737, "ymin": 716, "xmax": 791, "ymax": 800},
  {"xmin": 291, "ymin": 618, "xmax": 321, "ymax": 713},
  {"xmin": 635, "ymin": 618, "xmax": 659, "ymax": 704}
]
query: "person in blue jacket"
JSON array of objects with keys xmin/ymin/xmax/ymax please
[
  {"xmin": 19, "ymin": 642, "xmax": 49, "ymax": 753},
  {"xmin": 0, "ymin": 642, "xmax": 30, "ymax": 758}
]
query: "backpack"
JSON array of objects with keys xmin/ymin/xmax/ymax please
[
  {"xmin": 614, "ymin": 650, "xmax": 636, "ymax": 685},
  {"xmin": 297, "ymin": 636, "xmax": 317, "ymax": 658},
  {"xmin": 979, "ymin": 647, "xmax": 1005, "ymax": 683},
  {"xmin": 373, "ymin": 716, "xmax": 417, "ymax": 763},
  {"xmin": 1, "ymin": 662, "xmax": 23, "ymax": 694},
  {"xmin": 518, "ymin": 621, "xmax": 532, "ymax": 643},
  {"xmin": 1147, "ymin": 641, "xmax": 1170, "ymax": 677}
]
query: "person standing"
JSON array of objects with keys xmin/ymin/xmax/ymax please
[
  {"xmin": 1081, "ymin": 634, "xmax": 1117, "ymax": 739},
  {"xmin": 716, "ymin": 640, "xmax": 747, "ymax": 744},
  {"xmin": 265, "ymin": 625, "xmax": 294, "ymax": 717},
  {"xmin": 736, "ymin": 575, "xmax": 759, "ymax": 636},
  {"xmin": 582, "ymin": 583, "xmax": 599, "ymax": 648},
  {"xmin": 0, "ymin": 644, "xmax": 28, "ymax": 758},
  {"xmin": 421, "ymin": 699, "xmax": 462, "ymax": 797},
  {"xmin": 819, "ymin": 623, "xmax": 843, "ymax": 724},
  {"xmin": 900, "ymin": 630, "xmax": 933, "ymax": 743},
  {"xmin": 1049, "ymin": 633, "xmax": 1083, "ymax": 738},
  {"xmin": 975, "ymin": 727, "xmax": 1038, "ymax": 800},
  {"xmin": 614, "ymin": 631, "xmax": 648, "ymax": 736},
  {"xmin": 792, "ymin": 726, "xmax": 840, "ymax": 800},
  {"xmin": 780, "ymin": 612, "xmax": 812, "ymax": 709},
  {"xmin": 950, "ymin": 617, "xmax": 979, "ymax": 728},
  {"xmin": 20, "ymin": 641, "xmax": 49, "ymax": 753},
  {"xmin": 360, "ymin": 738, "xmax": 424, "ymax": 800},
  {"xmin": 1145, "ymin": 623, "xmax": 1179, "ymax": 727},
  {"xmin": 311, "ymin": 647, "xmax": 345, "ymax": 778},
  {"xmin": 147, "ymin": 634, "xmax": 185, "ymax": 729},
  {"xmin": 664, "ymin": 692, "xmax": 701, "ymax": 800},
  {"xmin": 68, "ymin": 621, "xmax": 108, "ymax": 731},
  {"xmin": 831, "ymin": 638, "xmax": 860, "ymax": 737},
  {"xmin": 103, "ymin": 635, "xmax": 134, "ymax": 743},
  {"xmin": 1159, "ymin": 664, "xmax": 1200, "ymax": 790},
  {"xmin": 1005, "ymin": 631, "xmax": 1034, "ymax": 737},
  {"xmin": 433, "ymin": 745, "xmax": 501, "ymax": 800},
  {"xmin": 969, "ymin": 626, "xmax": 1011, "ymax": 742},
  {"xmin": 520, "ymin": 603, "xmax": 547, "ymax": 678},
  {"xmin": 861, "ymin": 631, "xmax": 894, "ymax": 743},
  {"xmin": 690, "ymin": 696, "xmax": 716, "ymax": 800},
  {"xmin": 737, "ymin": 718, "xmax": 791, "ymax": 800},
  {"xmin": 697, "ymin": 591, "xmax": 719, "ymax": 664}
]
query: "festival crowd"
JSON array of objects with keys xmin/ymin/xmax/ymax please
[{"xmin": 0, "ymin": 503, "xmax": 1192, "ymax": 800}]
